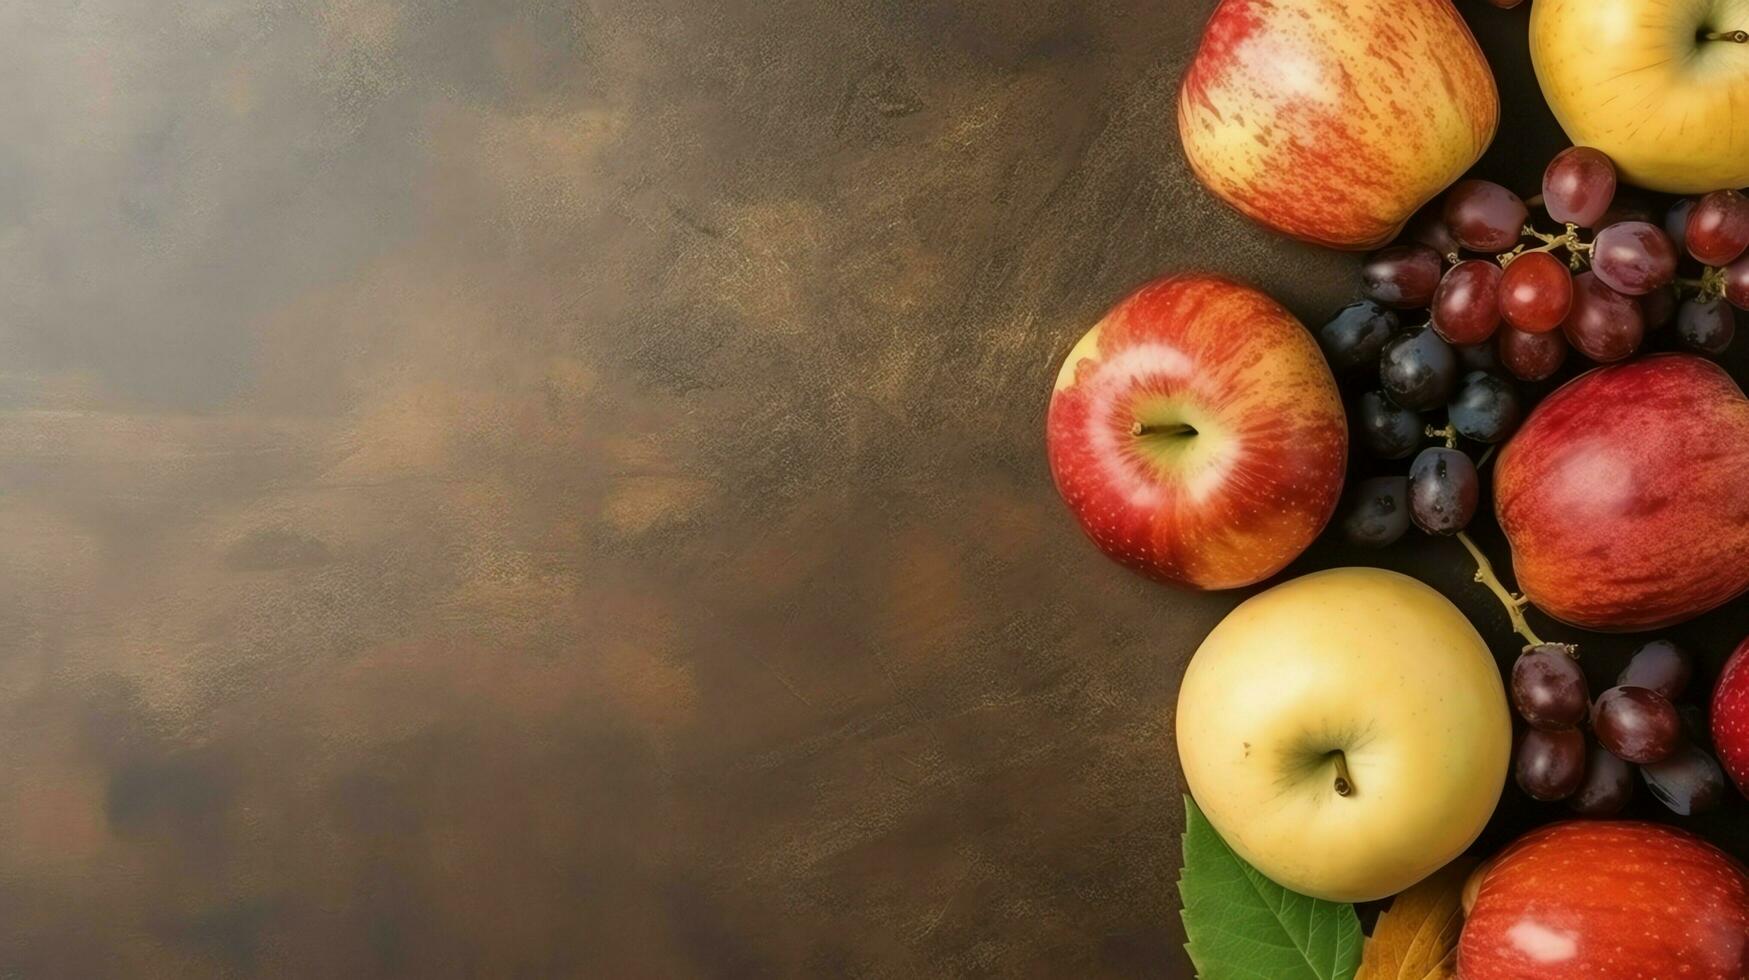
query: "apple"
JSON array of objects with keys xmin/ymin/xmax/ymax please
[
  {"xmin": 1532, "ymin": 0, "xmax": 1749, "ymax": 193},
  {"xmin": 1176, "ymin": 567, "xmax": 1510, "ymax": 902},
  {"xmin": 1178, "ymin": 0, "xmax": 1498, "ymax": 250},
  {"xmin": 1046, "ymin": 274, "xmax": 1345, "ymax": 590},
  {"xmin": 1712, "ymin": 635, "xmax": 1749, "ymax": 797},
  {"xmin": 1494, "ymin": 355, "xmax": 1749, "ymax": 632},
  {"xmin": 1459, "ymin": 821, "xmax": 1749, "ymax": 978}
]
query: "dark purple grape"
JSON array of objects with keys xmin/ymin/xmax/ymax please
[
  {"xmin": 1498, "ymin": 251, "xmax": 1573, "ymax": 333},
  {"xmin": 1640, "ymin": 744, "xmax": 1727, "ymax": 816},
  {"xmin": 1516, "ymin": 727, "xmax": 1587, "ymax": 802},
  {"xmin": 1340, "ymin": 476, "xmax": 1411, "ymax": 548},
  {"xmin": 1542, "ymin": 146, "xmax": 1617, "ymax": 228},
  {"xmin": 1593, "ymin": 686, "xmax": 1681, "ymax": 764},
  {"xmin": 1378, "ymin": 326, "xmax": 1457, "ymax": 411},
  {"xmin": 1591, "ymin": 221, "xmax": 1678, "ymax": 296},
  {"xmin": 1432, "ymin": 260, "xmax": 1503, "ymax": 344},
  {"xmin": 1444, "ymin": 180, "xmax": 1529, "ymax": 253},
  {"xmin": 1729, "ymin": 256, "xmax": 1749, "ymax": 311},
  {"xmin": 1568, "ymin": 741, "xmax": 1634, "ymax": 816},
  {"xmin": 1676, "ymin": 297, "xmax": 1735, "ymax": 355},
  {"xmin": 1318, "ymin": 301, "xmax": 1400, "ymax": 379},
  {"xmin": 1685, "ymin": 189, "xmax": 1749, "ymax": 267},
  {"xmin": 1512, "ymin": 644, "xmax": 1588, "ymax": 731},
  {"xmin": 1678, "ymin": 703, "xmax": 1709, "ymax": 744},
  {"xmin": 1640, "ymin": 285, "xmax": 1678, "ymax": 331},
  {"xmin": 1408, "ymin": 208, "xmax": 1460, "ymax": 258},
  {"xmin": 1362, "ymin": 245, "xmax": 1444, "ymax": 309},
  {"xmin": 1563, "ymin": 272, "xmax": 1644, "ymax": 363},
  {"xmin": 1597, "ymin": 192, "xmax": 1658, "ymax": 229},
  {"xmin": 1408, "ymin": 446, "xmax": 1477, "ymax": 535},
  {"xmin": 1618, "ymin": 640, "xmax": 1693, "ymax": 700},
  {"xmin": 1665, "ymin": 198, "xmax": 1697, "ymax": 256},
  {"xmin": 1356, "ymin": 391, "xmax": 1422, "ymax": 460},
  {"xmin": 1497, "ymin": 324, "xmax": 1568, "ymax": 382},
  {"xmin": 1448, "ymin": 370, "xmax": 1522, "ymax": 443},
  {"xmin": 1455, "ymin": 340, "xmax": 1501, "ymax": 374}
]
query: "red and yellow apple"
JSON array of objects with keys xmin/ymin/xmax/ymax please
[
  {"xmin": 1494, "ymin": 355, "xmax": 1749, "ymax": 631},
  {"xmin": 1046, "ymin": 274, "xmax": 1345, "ymax": 589},
  {"xmin": 1532, "ymin": 0, "xmax": 1749, "ymax": 193},
  {"xmin": 1178, "ymin": 0, "xmax": 1498, "ymax": 250},
  {"xmin": 1712, "ymin": 635, "xmax": 1749, "ymax": 797},
  {"xmin": 1459, "ymin": 821, "xmax": 1749, "ymax": 978}
]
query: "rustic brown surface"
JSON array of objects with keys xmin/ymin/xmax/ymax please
[{"xmin": 3, "ymin": 1, "xmax": 1746, "ymax": 977}]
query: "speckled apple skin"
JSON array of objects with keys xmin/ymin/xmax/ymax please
[
  {"xmin": 1458, "ymin": 821, "xmax": 1749, "ymax": 979},
  {"xmin": 1179, "ymin": 0, "xmax": 1498, "ymax": 250},
  {"xmin": 1046, "ymin": 274, "xmax": 1345, "ymax": 590},
  {"xmin": 1712, "ymin": 636, "xmax": 1749, "ymax": 797},
  {"xmin": 1495, "ymin": 355, "xmax": 1749, "ymax": 631}
]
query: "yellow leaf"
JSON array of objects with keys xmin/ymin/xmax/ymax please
[{"xmin": 1355, "ymin": 858, "xmax": 1476, "ymax": 980}]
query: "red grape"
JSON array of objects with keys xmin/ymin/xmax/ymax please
[
  {"xmin": 1685, "ymin": 188, "xmax": 1749, "ymax": 267},
  {"xmin": 1640, "ymin": 285, "xmax": 1678, "ymax": 330},
  {"xmin": 1362, "ymin": 244, "xmax": 1443, "ymax": 309},
  {"xmin": 1498, "ymin": 251, "xmax": 1572, "ymax": 333},
  {"xmin": 1640, "ymin": 744, "xmax": 1727, "ymax": 816},
  {"xmin": 1665, "ymin": 198, "xmax": 1697, "ymax": 256},
  {"xmin": 1542, "ymin": 146, "xmax": 1616, "ymax": 228},
  {"xmin": 1591, "ymin": 221, "xmax": 1678, "ymax": 296},
  {"xmin": 1676, "ymin": 297, "xmax": 1735, "ymax": 355},
  {"xmin": 1497, "ymin": 324, "xmax": 1568, "ymax": 381},
  {"xmin": 1569, "ymin": 742, "xmax": 1634, "ymax": 817},
  {"xmin": 1516, "ymin": 727, "xmax": 1586, "ymax": 802},
  {"xmin": 1728, "ymin": 255, "xmax": 1749, "ymax": 311},
  {"xmin": 1444, "ymin": 180, "xmax": 1528, "ymax": 253},
  {"xmin": 1482, "ymin": 0, "xmax": 1523, "ymax": 7},
  {"xmin": 1617, "ymin": 639, "xmax": 1692, "ymax": 701},
  {"xmin": 1511, "ymin": 644, "xmax": 1588, "ymax": 731},
  {"xmin": 1593, "ymin": 686, "xmax": 1681, "ymax": 764},
  {"xmin": 1562, "ymin": 272, "xmax": 1644, "ymax": 362},
  {"xmin": 1407, "ymin": 208, "xmax": 1460, "ymax": 259},
  {"xmin": 1432, "ymin": 260, "xmax": 1503, "ymax": 344}
]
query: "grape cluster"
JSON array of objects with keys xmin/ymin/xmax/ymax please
[{"xmin": 1510, "ymin": 640, "xmax": 1728, "ymax": 817}]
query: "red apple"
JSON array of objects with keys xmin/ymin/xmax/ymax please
[
  {"xmin": 1494, "ymin": 354, "xmax": 1749, "ymax": 631},
  {"xmin": 1046, "ymin": 274, "xmax": 1345, "ymax": 589},
  {"xmin": 1459, "ymin": 821, "xmax": 1749, "ymax": 979},
  {"xmin": 1712, "ymin": 635, "xmax": 1749, "ymax": 797},
  {"xmin": 1178, "ymin": 0, "xmax": 1498, "ymax": 249}
]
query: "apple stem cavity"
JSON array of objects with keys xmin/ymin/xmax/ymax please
[
  {"xmin": 1130, "ymin": 421, "xmax": 1197, "ymax": 438},
  {"xmin": 1455, "ymin": 530, "xmax": 1553, "ymax": 649},
  {"xmin": 1330, "ymin": 751, "xmax": 1355, "ymax": 797}
]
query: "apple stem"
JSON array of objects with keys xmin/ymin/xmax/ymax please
[
  {"xmin": 1331, "ymin": 752, "xmax": 1354, "ymax": 797},
  {"xmin": 1705, "ymin": 29, "xmax": 1749, "ymax": 42},
  {"xmin": 1130, "ymin": 421, "xmax": 1196, "ymax": 438},
  {"xmin": 1455, "ymin": 530, "xmax": 1549, "ymax": 649}
]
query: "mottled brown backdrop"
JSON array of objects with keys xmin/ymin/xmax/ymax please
[{"xmin": 4, "ymin": 0, "xmax": 1745, "ymax": 977}]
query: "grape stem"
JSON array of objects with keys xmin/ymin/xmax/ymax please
[
  {"xmin": 1677, "ymin": 266, "xmax": 1727, "ymax": 300},
  {"xmin": 1424, "ymin": 423, "xmax": 1459, "ymax": 449},
  {"xmin": 1455, "ymin": 530, "xmax": 1548, "ymax": 648},
  {"xmin": 1503, "ymin": 223, "xmax": 1591, "ymax": 271}
]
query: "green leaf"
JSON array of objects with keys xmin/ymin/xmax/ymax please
[{"xmin": 1179, "ymin": 795, "xmax": 1362, "ymax": 980}]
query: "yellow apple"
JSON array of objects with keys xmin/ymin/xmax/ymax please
[
  {"xmin": 1178, "ymin": 0, "xmax": 1499, "ymax": 250},
  {"xmin": 1175, "ymin": 567, "xmax": 1510, "ymax": 903},
  {"xmin": 1532, "ymin": 0, "xmax": 1749, "ymax": 193}
]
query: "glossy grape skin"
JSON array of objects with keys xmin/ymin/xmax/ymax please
[
  {"xmin": 1511, "ymin": 644, "xmax": 1588, "ymax": 731},
  {"xmin": 1498, "ymin": 251, "xmax": 1573, "ymax": 333},
  {"xmin": 1362, "ymin": 245, "xmax": 1444, "ymax": 309},
  {"xmin": 1562, "ymin": 272, "xmax": 1644, "ymax": 363},
  {"xmin": 1448, "ymin": 371, "xmax": 1522, "ymax": 444},
  {"xmin": 1444, "ymin": 180, "xmax": 1528, "ymax": 253},
  {"xmin": 1665, "ymin": 198, "xmax": 1696, "ymax": 256},
  {"xmin": 1593, "ymin": 686, "xmax": 1681, "ymax": 764},
  {"xmin": 1317, "ymin": 301, "xmax": 1399, "ymax": 379},
  {"xmin": 1640, "ymin": 285, "xmax": 1678, "ymax": 331},
  {"xmin": 1408, "ymin": 209, "xmax": 1460, "ymax": 258},
  {"xmin": 1640, "ymin": 744, "xmax": 1728, "ymax": 816},
  {"xmin": 1542, "ymin": 146, "xmax": 1616, "ymax": 228},
  {"xmin": 1356, "ymin": 391, "xmax": 1422, "ymax": 460},
  {"xmin": 1676, "ymin": 297, "xmax": 1735, "ymax": 355},
  {"xmin": 1432, "ymin": 260, "xmax": 1503, "ymax": 344},
  {"xmin": 1590, "ymin": 221, "xmax": 1678, "ymax": 296},
  {"xmin": 1455, "ymin": 340, "xmax": 1501, "ymax": 374},
  {"xmin": 1340, "ymin": 476, "xmax": 1411, "ymax": 548},
  {"xmin": 1618, "ymin": 639, "xmax": 1693, "ymax": 701},
  {"xmin": 1497, "ymin": 324, "xmax": 1568, "ymax": 382},
  {"xmin": 1378, "ymin": 326, "xmax": 1458, "ymax": 411},
  {"xmin": 1516, "ymin": 727, "xmax": 1587, "ymax": 802},
  {"xmin": 1408, "ymin": 446, "xmax": 1477, "ymax": 535},
  {"xmin": 1568, "ymin": 743, "xmax": 1635, "ymax": 817},
  {"xmin": 1685, "ymin": 188, "xmax": 1749, "ymax": 267}
]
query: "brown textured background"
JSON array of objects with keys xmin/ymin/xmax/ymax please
[{"xmin": 4, "ymin": 1, "xmax": 1746, "ymax": 976}]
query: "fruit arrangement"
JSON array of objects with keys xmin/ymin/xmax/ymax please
[{"xmin": 1041, "ymin": 0, "xmax": 1749, "ymax": 974}]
